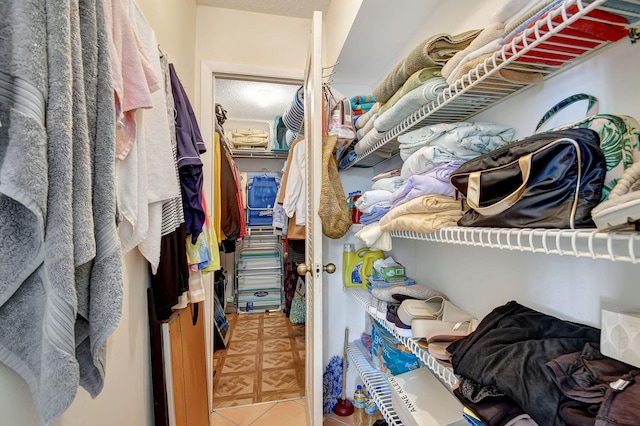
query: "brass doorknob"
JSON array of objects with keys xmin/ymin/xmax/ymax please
[
  {"xmin": 323, "ymin": 263, "xmax": 336, "ymax": 274},
  {"xmin": 297, "ymin": 263, "xmax": 309, "ymax": 275},
  {"xmin": 297, "ymin": 263, "xmax": 336, "ymax": 275}
]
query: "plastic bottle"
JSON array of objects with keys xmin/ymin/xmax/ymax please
[
  {"xmin": 352, "ymin": 190, "xmax": 362, "ymax": 224},
  {"xmin": 364, "ymin": 388, "xmax": 379, "ymax": 415},
  {"xmin": 361, "ymin": 250, "xmax": 385, "ymax": 289},
  {"xmin": 343, "ymin": 244, "xmax": 370, "ymax": 288},
  {"xmin": 353, "ymin": 385, "xmax": 367, "ymax": 409},
  {"xmin": 339, "ymin": 151, "xmax": 357, "ymax": 169},
  {"xmin": 328, "ymin": 109, "xmax": 342, "ymax": 136}
]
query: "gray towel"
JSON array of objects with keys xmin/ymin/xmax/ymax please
[
  {"xmin": 0, "ymin": 2, "xmax": 78, "ymax": 425},
  {"xmin": 0, "ymin": 1, "xmax": 123, "ymax": 424},
  {"xmin": 74, "ymin": 0, "xmax": 123, "ymax": 399}
]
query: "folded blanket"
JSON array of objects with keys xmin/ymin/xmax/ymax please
[
  {"xmin": 373, "ymin": 29, "xmax": 481, "ymax": 104},
  {"xmin": 355, "ymin": 189, "xmax": 393, "ymax": 213},
  {"xmin": 355, "ymin": 102, "xmax": 380, "ymax": 129},
  {"xmin": 356, "ymin": 113, "xmax": 378, "ymax": 140},
  {"xmin": 508, "ymin": 4, "xmax": 629, "ymax": 67},
  {"xmin": 351, "ymin": 94, "xmax": 376, "ymax": 107},
  {"xmin": 391, "ymin": 161, "xmax": 464, "ymax": 208},
  {"xmin": 379, "ymin": 195, "xmax": 462, "ymax": 233},
  {"xmin": 398, "ymin": 121, "xmax": 515, "ymax": 162},
  {"xmin": 360, "ymin": 205, "xmax": 391, "ymax": 225},
  {"xmin": 503, "ymin": 0, "xmax": 552, "ymax": 34},
  {"xmin": 372, "ymin": 168, "xmax": 402, "ymax": 182},
  {"xmin": 354, "ymin": 222, "xmax": 392, "ymax": 251},
  {"xmin": 442, "ymin": 22, "xmax": 505, "ymax": 80},
  {"xmin": 352, "ymin": 102, "xmax": 376, "ymax": 113},
  {"xmin": 401, "ymin": 146, "xmax": 469, "ymax": 180},
  {"xmin": 379, "ymin": 67, "xmax": 442, "ymax": 116},
  {"xmin": 372, "ymin": 176, "xmax": 404, "ymax": 193},
  {"xmin": 449, "ymin": 51, "xmax": 545, "ymax": 86},
  {"xmin": 374, "ymin": 77, "xmax": 448, "ymax": 132},
  {"xmin": 502, "ymin": 0, "xmax": 561, "ymax": 42},
  {"xmin": 232, "ymin": 129, "xmax": 269, "ymax": 137},
  {"xmin": 354, "ymin": 127, "xmax": 387, "ymax": 156}
]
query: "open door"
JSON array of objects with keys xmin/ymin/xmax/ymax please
[{"xmin": 302, "ymin": 10, "xmax": 324, "ymax": 426}]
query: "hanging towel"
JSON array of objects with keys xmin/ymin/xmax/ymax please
[
  {"xmin": 74, "ymin": 0, "xmax": 124, "ymax": 404},
  {"xmin": 129, "ymin": 0, "xmax": 181, "ymax": 273},
  {"xmin": 104, "ymin": 0, "xmax": 159, "ymax": 160},
  {"xmin": 0, "ymin": 1, "xmax": 122, "ymax": 424}
]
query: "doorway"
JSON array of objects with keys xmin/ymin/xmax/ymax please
[{"xmin": 203, "ymin": 70, "xmax": 308, "ymax": 410}]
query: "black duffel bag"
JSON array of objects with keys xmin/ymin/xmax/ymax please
[{"xmin": 450, "ymin": 128, "xmax": 606, "ymax": 229}]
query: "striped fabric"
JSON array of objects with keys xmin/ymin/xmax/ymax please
[{"xmin": 159, "ymin": 53, "xmax": 185, "ymax": 236}]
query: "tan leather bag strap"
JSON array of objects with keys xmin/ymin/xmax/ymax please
[{"xmin": 466, "ymin": 154, "xmax": 532, "ymax": 216}]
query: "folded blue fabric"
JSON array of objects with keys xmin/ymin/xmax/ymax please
[{"xmin": 360, "ymin": 206, "xmax": 391, "ymax": 225}]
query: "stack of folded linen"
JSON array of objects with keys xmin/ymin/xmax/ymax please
[
  {"xmin": 441, "ymin": 0, "xmax": 564, "ymax": 85},
  {"xmin": 354, "ymin": 189, "xmax": 393, "ymax": 225},
  {"xmin": 350, "ymin": 94, "xmax": 376, "ymax": 115},
  {"xmin": 373, "ymin": 29, "xmax": 482, "ymax": 104},
  {"xmin": 373, "ymin": 70, "xmax": 448, "ymax": 133},
  {"xmin": 399, "ymin": 121, "xmax": 515, "ymax": 179},
  {"xmin": 230, "ymin": 128, "xmax": 269, "ymax": 148}
]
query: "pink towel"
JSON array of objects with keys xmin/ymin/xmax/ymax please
[{"xmin": 104, "ymin": 0, "xmax": 160, "ymax": 160}]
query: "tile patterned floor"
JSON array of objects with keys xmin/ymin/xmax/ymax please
[
  {"xmin": 212, "ymin": 398, "xmax": 384, "ymax": 426},
  {"xmin": 213, "ymin": 311, "xmax": 306, "ymax": 409},
  {"xmin": 212, "ymin": 311, "xmax": 385, "ymax": 425}
]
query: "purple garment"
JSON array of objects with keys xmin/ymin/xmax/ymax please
[
  {"xmin": 169, "ymin": 63, "xmax": 205, "ymax": 242},
  {"xmin": 391, "ymin": 161, "xmax": 464, "ymax": 208}
]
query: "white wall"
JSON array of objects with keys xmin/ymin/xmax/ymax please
[
  {"xmin": 324, "ymin": 0, "xmax": 363, "ymax": 71},
  {"xmin": 136, "ymin": 0, "xmax": 198, "ymax": 97}
]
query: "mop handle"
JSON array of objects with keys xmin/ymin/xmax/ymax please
[{"xmin": 341, "ymin": 327, "xmax": 349, "ymax": 400}]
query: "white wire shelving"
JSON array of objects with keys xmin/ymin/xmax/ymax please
[
  {"xmin": 342, "ymin": 0, "xmax": 640, "ymax": 170},
  {"xmin": 347, "ymin": 342, "xmax": 404, "ymax": 426},
  {"xmin": 348, "ymin": 287, "xmax": 459, "ymax": 390},
  {"xmin": 390, "ymin": 227, "xmax": 640, "ymax": 263}
]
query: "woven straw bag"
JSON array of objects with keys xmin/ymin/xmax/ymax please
[{"xmin": 319, "ymin": 135, "xmax": 351, "ymax": 238}]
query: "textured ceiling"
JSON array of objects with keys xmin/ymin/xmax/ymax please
[{"xmin": 196, "ymin": 0, "xmax": 331, "ymax": 19}]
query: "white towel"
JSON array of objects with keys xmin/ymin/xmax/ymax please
[
  {"xmin": 373, "ymin": 78, "xmax": 448, "ymax": 132},
  {"xmin": 355, "ymin": 190, "xmax": 393, "ymax": 213},
  {"xmin": 129, "ymin": 0, "xmax": 181, "ymax": 273},
  {"xmin": 355, "ymin": 222, "xmax": 392, "ymax": 251}
]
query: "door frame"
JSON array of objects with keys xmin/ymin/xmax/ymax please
[{"xmin": 199, "ymin": 61, "xmax": 304, "ymax": 416}]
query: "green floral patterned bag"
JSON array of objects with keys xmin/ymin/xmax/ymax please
[
  {"xmin": 289, "ymin": 277, "xmax": 305, "ymax": 324},
  {"xmin": 536, "ymin": 94, "xmax": 640, "ymax": 200}
]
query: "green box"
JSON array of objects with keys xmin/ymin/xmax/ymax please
[{"xmin": 373, "ymin": 264, "xmax": 405, "ymax": 281}]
